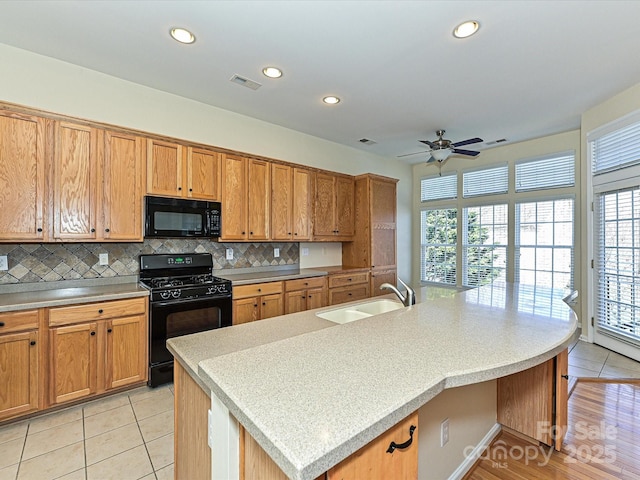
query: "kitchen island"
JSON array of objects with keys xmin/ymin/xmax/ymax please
[{"xmin": 167, "ymin": 282, "xmax": 578, "ymax": 480}]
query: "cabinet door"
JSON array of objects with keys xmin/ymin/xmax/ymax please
[
  {"xmin": 248, "ymin": 158, "xmax": 271, "ymax": 240},
  {"xmin": 233, "ymin": 297, "xmax": 258, "ymax": 325},
  {"xmin": 292, "ymin": 168, "xmax": 312, "ymax": 240},
  {"xmin": 53, "ymin": 122, "xmax": 99, "ymax": 240},
  {"xmin": 335, "ymin": 175, "xmax": 355, "ymax": 237},
  {"xmin": 0, "ymin": 110, "xmax": 46, "ymax": 241},
  {"xmin": 147, "ymin": 140, "xmax": 183, "ymax": 197},
  {"xmin": 50, "ymin": 322, "xmax": 98, "ymax": 404},
  {"xmin": 271, "ymin": 163, "xmax": 292, "ymax": 240},
  {"xmin": 327, "ymin": 411, "xmax": 418, "ymax": 480},
  {"xmin": 105, "ymin": 314, "xmax": 147, "ymax": 390},
  {"xmin": 221, "ymin": 154, "xmax": 248, "ymax": 240},
  {"xmin": 371, "ymin": 269, "xmax": 397, "ymax": 297},
  {"xmin": 0, "ymin": 330, "xmax": 39, "ymax": 420},
  {"xmin": 187, "ymin": 147, "xmax": 221, "ymax": 201},
  {"xmin": 101, "ymin": 131, "xmax": 144, "ymax": 241},
  {"xmin": 285, "ymin": 291, "xmax": 306, "ymax": 315},
  {"xmin": 305, "ymin": 287, "xmax": 326, "ymax": 310},
  {"xmin": 314, "ymin": 173, "xmax": 336, "ymax": 237},
  {"xmin": 260, "ymin": 293, "xmax": 283, "ymax": 320},
  {"xmin": 371, "ymin": 178, "xmax": 397, "ymax": 269},
  {"xmin": 554, "ymin": 348, "xmax": 568, "ymax": 451}
]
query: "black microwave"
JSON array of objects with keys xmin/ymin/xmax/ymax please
[{"xmin": 144, "ymin": 196, "xmax": 221, "ymax": 238}]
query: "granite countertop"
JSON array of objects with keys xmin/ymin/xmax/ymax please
[
  {"xmin": 0, "ymin": 277, "xmax": 149, "ymax": 312},
  {"xmin": 180, "ymin": 282, "xmax": 577, "ymax": 480}
]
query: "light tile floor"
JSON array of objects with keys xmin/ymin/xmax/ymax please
[
  {"xmin": 1, "ymin": 340, "xmax": 639, "ymax": 480},
  {"xmin": 0, "ymin": 384, "xmax": 174, "ymax": 480}
]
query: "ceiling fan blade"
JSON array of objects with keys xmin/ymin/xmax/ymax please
[
  {"xmin": 419, "ymin": 140, "xmax": 437, "ymax": 148},
  {"xmin": 451, "ymin": 137, "xmax": 483, "ymax": 147},
  {"xmin": 452, "ymin": 148, "xmax": 480, "ymax": 157},
  {"xmin": 397, "ymin": 150, "xmax": 429, "ymax": 158}
]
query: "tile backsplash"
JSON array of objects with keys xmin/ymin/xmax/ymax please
[{"xmin": 0, "ymin": 240, "xmax": 299, "ymax": 284}]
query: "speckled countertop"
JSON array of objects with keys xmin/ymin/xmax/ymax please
[
  {"xmin": 0, "ymin": 277, "xmax": 149, "ymax": 312},
  {"xmin": 170, "ymin": 282, "xmax": 578, "ymax": 480}
]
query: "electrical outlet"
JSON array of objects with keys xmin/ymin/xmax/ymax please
[
  {"xmin": 0, "ymin": 255, "xmax": 8, "ymax": 271},
  {"xmin": 274, "ymin": 248, "xmax": 280, "ymax": 258},
  {"xmin": 226, "ymin": 248, "xmax": 233, "ymax": 260},
  {"xmin": 99, "ymin": 253, "xmax": 109, "ymax": 266},
  {"xmin": 301, "ymin": 247, "xmax": 309, "ymax": 256},
  {"xmin": 440, "ymin": 418, "xmax": 449, "ymax": 447}
]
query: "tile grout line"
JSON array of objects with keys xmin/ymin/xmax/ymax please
[{"xmin": 128, "ymin": 393, "xmax": 159, "ymax": 480}]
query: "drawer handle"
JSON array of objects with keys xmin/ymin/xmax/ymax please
[
  {"xmin": 30, "ymin": 340, "xmax": 36, "ymax": 346},
  {"xmin": 561, "ymin": 374, "xmax": 569, "ymax": 380},
  {"xmin": 98, "ymin": 309, "xmax": 104, "ymax": 314},
  {"xmin": 90, "ymin": 331, "xmax": 96, "ymax": 336},
  {"xmin": 386, "ymin": 425, "xmax": 416, "ymax": 454}
]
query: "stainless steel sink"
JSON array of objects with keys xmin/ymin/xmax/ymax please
[{"xmin": 316, "ymin": 299, "xmax": 405, "ymax": 324}]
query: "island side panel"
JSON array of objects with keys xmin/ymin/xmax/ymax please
[{"xmin": 174, "ymin": 361, "xmax": 211, "ymax": 479}]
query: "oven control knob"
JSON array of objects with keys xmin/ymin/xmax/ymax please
[
  {"xmin": 171, "ymin": 289, "xmax": 181, "ymax": 298},
  {"xmin": 160, "ymin": 291, "xmax": 171, "ymax": 300}
]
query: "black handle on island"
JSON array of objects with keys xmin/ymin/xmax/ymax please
[{"xmin": 386, "ymin": 425, "xmax": 416, "ymax": 454}]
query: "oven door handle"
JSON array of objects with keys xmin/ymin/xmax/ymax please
[{"xmin": 152, "ymin": 296, "xmax": 231, "ymax": 308}]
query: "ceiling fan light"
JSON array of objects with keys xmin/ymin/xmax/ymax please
[
  {"xmin": 431, "ymin": 148, "xmax": 451, "ymax": 161},
  {"xmin": 453, "ymin": 20, "xmax": 479, "ymax": 39}
]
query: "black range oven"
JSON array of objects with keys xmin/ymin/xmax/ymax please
[{"xmin": 139, "ymin": 253, "xmax": 232, "ymax": 387}]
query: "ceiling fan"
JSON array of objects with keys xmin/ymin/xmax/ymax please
[{"xmin": 400, "ymin": 130, "xmax": 483, "ymax": 164}]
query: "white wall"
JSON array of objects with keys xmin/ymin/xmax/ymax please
[{"xmin": 0, "ymin": 43, "xmax": 412, "ymax": 280}]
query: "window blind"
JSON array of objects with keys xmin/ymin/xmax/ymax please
[
  {"xmin": 592, "ymin": 121, "xmax": 640, "ymax": 174},
  {"xmin": 420, "ymin": 173, "xmax": 457, "ymax": 202},
  {"xmin": 420, "ymin": 208, "xmax": 457, "ymax": 284},
  {"xmin": 462, "ymin": 204, "xmax": 508, "ymax": 286},
  {"xmin": 463, "ymin": 165, "xmax": 508, "ymax": 197},
  {"xmin": 515, "ymin": 154, "xmax": 575, "ymax": 192}
]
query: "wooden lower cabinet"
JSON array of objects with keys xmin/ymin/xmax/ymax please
[
  {"xmin": 370, "ymin": 268, "xmax": 397, "ymax": 297},
  {"xmin": 232, "ymin": 282, "xmax": 284, "ymax": 325},
  {"xmin": 497, "ymin": 349, "xmax": 568, "ymax": 450},
  {"xmin": 48, "ymin": 298, "xmax": 148, "ymax": 406},
  {"xmin": 284, "ymin": 277, "xmax": 327, "ymax": 314},
  {"xmin": 0, "ymin": 309, "xmax": 41, "ymax": 421},
  {"xmin": 328, "ymin": 270, "xmax": 370, "ymax": 305}
]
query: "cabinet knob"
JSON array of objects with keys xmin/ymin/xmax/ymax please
[
  {"xmin": 262, "ymin": 302, "xmax": 266, "ymax": 306},
  {"xmin": 348, "ymin": 278, "xmax": 352, "ymax": 281},
  {"xmin": 98, "ymin": 309, "xmax": 104, "ymax": 314},
  {"xmin": 386, "ymin": 425, "xmax": 416, "ymax": 454},
  {"xmin": 107, "ymin": 328, "xmax": 112, "ymax": 333},
  {"xmin": 288, "ymin": 232, "xmax": 292, "ymax": 235},
  {"xmin": 178, "ymin": 187, "xmax": 182, "ymax": 191},
  {"xmin": 30, "ymin": 341, "xmax": 36, "ymax": 346},
  {"xmin": 253, "ymin": 304, "xmax": 258, "ymax": 307},
  {"xmin": 90, "ymin": 228, "xmax": 96, "ymax": 233},
  {"xmin": 561, "ymin": 374, "xmax": 569, "ymax": 380},
  {"xmin": 37, "ymin": 227, "xmax": 43, "ymax": 232},
  {"xmin": 304, "ymin": 282, "xmax": 308, "ymax": 286},
  {"xmin": 90, "ymin": 331, "xmax": 96, "ymax": 336},
  {"xmin": 258, "ymin": 288, "xmax": 261, "ymax": 292},
  {"xmin": 301, "ymin": 296, "xmax": 306, "ymax": 299},
  {"xmin": 0, "ymin": 322, "xmax": 4, "ymax": 327},
  {"xmin": 294, "ymin": 232, "xmax": 298, "ymax": 236},
  {"xmin": 242, "ymin": 231, "xmax": 246, "ymax": 235},
  {"xmin": 189, "ymin": 188, "xmax": 193, "ymax": 192},
  {"xmin": 348, "ymin": 293, "xmax": 352, "ymax": 296},
  {"xmin": 250, "ymin": 231, "xmax": 254, "ymax": 235},
  {"xmin": 105, "ymin": 228, "xmax": 110, "ymax": 233}
]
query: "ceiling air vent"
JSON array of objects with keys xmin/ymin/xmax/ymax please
[
  {"xmin": 359, "ymin": 138, "xmax": 377, "ymax": 145},
  {"xmin": 484, "ymin": 138, "xmax": 507, "ymax": 146},
  {"xmin": 229, "ymin": 74, "xmax": 262, "ymax": 90}
]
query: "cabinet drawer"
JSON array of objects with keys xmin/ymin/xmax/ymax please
[
  {"xmin": 328, "ymin": 284, "xmax": 370, "ymax": 305},
  {"xmin": 0, "ymin": 309, "xmax": 39, "ymax": 334},
  {"xmin": 328, "ymin": 272, "xmax": 369, "ymax": 289},
  {"xmin": 285, "ymin": 277, "xmax": 326, "ymax": 292},
  {"xmin": 48, "ymin": 297, "xmax": 147, "ymax": 327},
  {"xmin": 233, "ymin": 281, "xmax": 283, "ymax": 299}
]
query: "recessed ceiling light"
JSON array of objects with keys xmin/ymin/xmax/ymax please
[
  {"xmin": 170, "ymin": 27, "xmax": 196, "ymax": 44},
  {"xmin": 262, "ymin": 67, "xmax": 283, "ymax": 78},
  {"xmin": 453, "ymin": 20, "xmax": 479, "ymax": 39},
  {"xmin": 323, "ymin": 96, "xmax": 341, "ymax": 105}
]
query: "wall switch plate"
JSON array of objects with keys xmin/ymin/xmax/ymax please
[
  {"xmin": 440, "ymin": 418, "xmax": 449, "ymax": 447},
  {"xmin": 99, "ymin": 253, "xmax": 109, "ymax": 266},
  {"xmin": 226, "ymin": 248, "xmax": 233, "ymax": 260},
  {"xmin": 0, "ymin": 255, "xmax": 8, "ymax": 271},
  {"xmin": 301, "ymin": 247, "xmax": 309, "ymax": 256},
  {"xmin": 274, "ymin": 248, "xmax": 280, "ymax": 258}
]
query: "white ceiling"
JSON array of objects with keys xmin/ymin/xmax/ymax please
[{"xmin": 1, "ymin": 1, "xmax": 640, "ymax": 163}]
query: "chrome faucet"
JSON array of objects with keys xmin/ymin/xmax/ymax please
[{"xmin": 380, "ymin": 278, "xmax": 416, "ymax": 307}]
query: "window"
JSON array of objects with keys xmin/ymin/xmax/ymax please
[
  {"xmin": 515, "ymin": 198, "xmax": 574, "ymax": 291},
  {"xmin": 592, "ymin": 121, "xmax": 640, "ymax": 174},
  {"xmin": 515, "ymin": 153, "xmax": 575, "ymax": 192},
  {"xmin": 463, "ymin": 164, "xmax": 508, "ymax": 198},
  {"xmin": 420, "ymin": 173, "xmax": 457, "ymax": 201},
  {"xmin": 420, "ymin": 208, "xmax": 457, "ymax": 285},
  {"xmin": 462, "ymin": 204, "xmax": 508, "ymax": 287}
]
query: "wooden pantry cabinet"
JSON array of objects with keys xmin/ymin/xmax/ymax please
[
  {"xmin": 232, "ymin": 282, "xmax": 284, "ymax": 325},
  {"xmin": 0, "ymin": 110, "xmax": 47, "ymax": 241},
  {"xmin": 48, "ymin": 297, "xmax": 148, "ymax": 405},
  {"xmin": 0, "ymin": 310, "xmax": 42, "ymax": 421},
  {"xmin": 146, "ymin": 139, "xmax": 221, "ymax": 201},
  {"xmin": 221, "ymin": 154, "xmax": 271, "ymax": 241},
  {"xmin": 313, "ymin": 172, "xmax": 355, "ymax": 240},
  {"xmin": 271, "ymin": 164, "xmax": 312, "ymax": 241},
  {"xmin": 284, "ymin": 276, "xmax": 327, "ymax": 314}
]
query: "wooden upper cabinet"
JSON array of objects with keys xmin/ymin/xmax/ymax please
[
  {"xmin": 53, "ymin": 122, "xmax": 99, "ymax": 240},
  {"xmin": 221, "ymin": 153, "xmax": 248, "ymax": 241},
  {"xmin": 314, "ymin": 172, "xmax": 355, "ymax": 240},
  {"xmin": 100, "ymin": 131, "xmax": 145, "ymax": 241},
  {"xmin": 146, "ymin": 140, "xmax": 183, "ymax": 197},
  {"xmin": 0, "ymin": 110, "xmax": 46, "ymax": 241},
  {"xmin": 271, "ymin": 165, "xmax": 312, "ymax": 241},
  {"xmin": 370, "ymin": 176, "xmax": 397, "ymax": 270},
  {"xmin": 187, "ymin": 147, "xmax": 221, "ymax": 201},
  {"xmin": 248, "ymin": 158, "xmax": 271, "ymax": 240}
]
